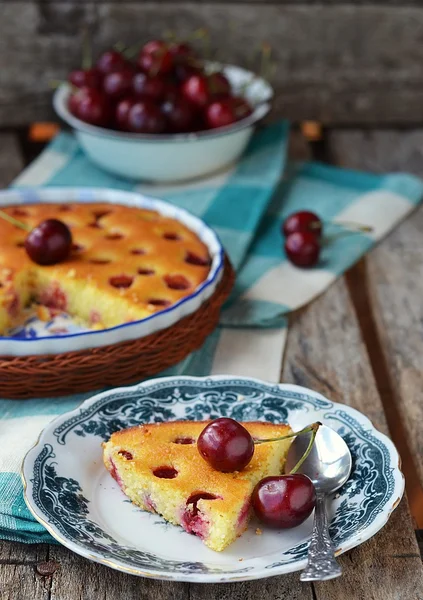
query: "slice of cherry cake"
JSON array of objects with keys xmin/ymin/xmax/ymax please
[{"xmin": 103, "ymin": 420, "xmax": 293, "ymax": 552}]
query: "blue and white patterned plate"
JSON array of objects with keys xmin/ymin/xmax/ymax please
[{"xmin": 22, "ymin": 376, "xmax": 404, "ymax": 583}]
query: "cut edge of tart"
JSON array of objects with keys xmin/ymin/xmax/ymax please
[
  {"xmin": 0, "ymin": 202, "xmax": 212, "ymax": 336},
  {"xmin": 102, "ymin": 420, "xmax": 293, "ymax": 552}
]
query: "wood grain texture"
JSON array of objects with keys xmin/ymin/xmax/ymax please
[
  {"xmin": 328, "ymin": 130, "xmax": 423, "ymax": 175},
  {"xmin": 329, "ymin": 130, "xmax": 423, "ymax": 520},
  {"xmin": 0, "ymin": 132, "xmax": 24, "ymax": 188},
  {"xmin": 0, "ymin": 541, "xmax": 51, "ymax": 600},
  {"xmin": 282, "ymin": 277, "xmax": 423, "ymax": 599},
  {"xmin": 189, "ymin": 576, "xmax": 313, "ymax": 600},
  {"xmin": 3, "ymin": 3, "xmax": 423, "ymax": 125}
]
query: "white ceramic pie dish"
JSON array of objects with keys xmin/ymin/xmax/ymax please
[
  {"xmin": 53, "ymin": 63, "xmax": 274, "ymax": 182},
  {"xmin": 0, "ymin": 187, "xmax": 224, "ymax": 357}
]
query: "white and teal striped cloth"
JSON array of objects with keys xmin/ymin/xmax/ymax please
[{"xmin": 1, "ymin": 121, "xmax": 422, "ymax": 543}]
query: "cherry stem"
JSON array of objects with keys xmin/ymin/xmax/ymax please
[
  {"xmin": 81, "ymin": 27, "xmax": 92, "ymax": 71},
  {"xmin": 254, "ymin": 421, "xmax": 320, "ymax": 446},
  {"xmin": 162, "ymin": 29, "xmax": 178, "ymax": 42},
  {"xmin": 289, "ymin": 422, "xmax": 321, "ymax": 475},
  {"xmin": 0, "ymin": 210, "xmax": 30, "ymax": 232},
  {"xmin": 114, "ymin": 41, "xmax": 127, "ymax": 53},
  {"xmin": 331, "ymin": 221, "xmax": 373, "ymax": 233},
  {"xmin": 193, "ymin": 27, "xmax": 211, "ymax": 61},
  {"xmin": 123, "ymin": 41, "xmax": 143, "ymax": 59},
  {"xmin": 49, "ymin": 79, "xmax": 65, "ymax": 89},
  {"xmin": 259, "ymin": 42, "xmax": 273, "ymax": 82}
]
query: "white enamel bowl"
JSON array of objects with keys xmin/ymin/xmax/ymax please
[{"xmin": 53, "ymin": 63, "xmax": 273, "ymax": 183}]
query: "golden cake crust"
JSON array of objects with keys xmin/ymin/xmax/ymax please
[
  {"xmin": 0, "ymin": 203, "xmax": 211, "ymax": 330},
  {"xmin": 103, "ymin": 420, "xmax": 293, "ymax": 551}
]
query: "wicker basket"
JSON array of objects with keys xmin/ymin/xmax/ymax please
[{"xmin": 0, "ymin": 257, "xmax": 234, "ymax": 399}]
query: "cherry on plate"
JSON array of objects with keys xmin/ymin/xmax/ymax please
[
  {"xmin": 68, "ymin": 68, "xmax": 102, "ymax": 90},
  {"xmin": 283, "ymin": 211, "xmax": 323, "ymax": 238},
  {"xmin": 127, "ymin": 100, "xmax": 167, "ymax": 134},
  {"xmin": 161, "ymin": 98, "xmax": 197, "ymax": 133},
  {"xmin": 133, "ymin": 73, "xmax": 168, "ymax": 102},
  {"xmin": 25, "ymin": 219, "xmax": 73, "ymax": 266},
  {"xmin": 103, "ymin": 68, "xmax": 134, "ymax": 99},
  {"xmin": 252, "ymin": 474, "xmax": 316, "ymax": 528},
  {"xmin": 96, "ymin": 50, "xmax": 128, "ymax": 75},
  {"xmin": 197, "ymin": 417, "xmax": 254, "ymax": 472},
  {"xmin": 206, "ymin": 99, "xmax": 237, "ymax": 129},
  {"xmin": 285, "ymin": 231, "xmax": 321, "ymax": 268}
]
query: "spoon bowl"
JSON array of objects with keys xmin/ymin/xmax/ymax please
[{"xmin": 285, "ymin": 423, "xmax": 352, "ymax": 494}]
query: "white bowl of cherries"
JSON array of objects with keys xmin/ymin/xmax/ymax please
[{"xmin": 53, "ymin": 40, "xmax": 273, "ymax": 183}]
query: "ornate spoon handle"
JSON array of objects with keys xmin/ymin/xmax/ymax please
[{"xmin": 300, "ymin": 493, "xmax": 342, "ymax": 581}]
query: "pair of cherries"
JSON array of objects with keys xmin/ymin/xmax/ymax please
[
  {"xmin": 197, "ymin": 417, "xmax": 319, "ymax": 529},
  {"xmin": 282, "ymin": 210, "xmax": 373, "ymax": 268}
]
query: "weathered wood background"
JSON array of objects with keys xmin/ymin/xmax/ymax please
[{"xmin": 2, "ymin": 1, "xmax": 423, "ymax": 126}]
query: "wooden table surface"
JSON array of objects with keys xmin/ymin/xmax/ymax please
[{"xmin": 1, "ymin": 127, "xmax": 423, "ymax": 600}]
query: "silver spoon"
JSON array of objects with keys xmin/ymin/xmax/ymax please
[{"xmin": 285, "ymin": 423, "xmax": 352, "ymax": 581}]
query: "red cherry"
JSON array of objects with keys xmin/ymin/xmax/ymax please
[
  {"xmin": 283, "ymin": 211, "xmax": 323, "ymax": 238},
  {"xmin": 181, "ymin": 74, "xmax": 211, "ymax": 108},
  {"xmin": 252, "ymin": 474, "xmax": 316, "ymax": 528},
  {"xmin": 103, "ymin": 68, "xmax": 134, "ymax": 99},
  {"xmin": 138, "ymin": 40, "xmax": 173, "ymax": 76},
  {"xmin": 68, "ymin": 68, "xmax": 102, "ymax": 89},
  {"xmin": 68, "ymin": 89, "xmax": 85, "ymax": 116},
  {"xmin": 285, "ymin": 231, "xmax": 321, "ymax": 268},
  {"xmin": 115, "ymin": 97, "xmax": 136, "ymax": 131},
  {"xmin": 231, "ymin": 96, "xmax": 253, "ymax": 120},
  {"xmin": 132, "ymin": 73, "xmax": 168, "ymax": 102},
  {"xmin": 96, "ymin": 50, "xmax": 128, "ymax": 75},
  {"xmin": 208, "ymin": 72, "xmax": 231, "ymax": 99},
  {"xmin": 197, "ymin": 417, "xmax": 254, "ymax": 472},
  {"xmin": 75, "ymin": 88, "xmax": 111, "ymax": 127},
  {"xmin": 206, "ymin": 99, "xmax": 237, "ymax": 129},
  {"xmin": 169, "ymin": 42, "xmax": 196, "ymax": 59},
  {"xmin": 25, "ymin": 219, "xmax": 73, "ymax": 266},
  {"xmin": 161, "ymin": 98, "xmax": 197, "ymax": 132},
  {"xmin": 127, "ymin": 100, "xmax": 166, "ymax": 134},
  {"xmin": 173, "ymin": 61, "xmax": 203, "ymax": 84}
]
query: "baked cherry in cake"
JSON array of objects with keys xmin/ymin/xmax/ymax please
[
  {"xmin": 0, "ymin": 202, "xmax": 211, "ymax": 333},
  {"xmin": 102, "ymin": 420, "xmax": 293, "ymax": 552}
]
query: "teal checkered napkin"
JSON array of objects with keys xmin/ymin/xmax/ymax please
[{"xmin": 1, "ymin": 121, "xmax": 423, "ymax": 543}]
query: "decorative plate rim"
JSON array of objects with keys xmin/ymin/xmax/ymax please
[
  {"xmin": 53, "ymin": 63, "xmax": 273, "ymax": 143},
  {"xmin": 22, "ymin": 376, "xmax": 405, "ymax": 582},
  {"xmin": 0, "ymin": 188, "xmax": 224, "ymax": 356}
]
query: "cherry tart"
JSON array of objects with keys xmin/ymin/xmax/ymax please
[{"xmin": 0, "ymin": 202, "xmax": 211, "ymax": 334}]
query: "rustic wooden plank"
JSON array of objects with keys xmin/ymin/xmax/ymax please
[
  {"xmin": 46, "ymin": 545, "xmax": 189, "ymax": 600},
  {"xmin": 328, "ymin": 130, "xmax": 423, "ymax": 175},
  {"xmin": 190, "ymin": 577, "xmax": 312, "ymax": 600},
  {"xmin": 0, "ymin": 541, "xmax": 52, "ymax": 600},
  {"xmin": 282, "ymin": 277, "xmax": 423, "ymax": 599},
  {"xmin": 4, "ymin": 4, "xmax": 423, "ymax": 125},
  {"xmin": 0, "ymin": 132, "xmax": 25, "ymax": 188},
  {"xmin": 329, "ymin": 130, "xmax": 423, "ymax": 522}
]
